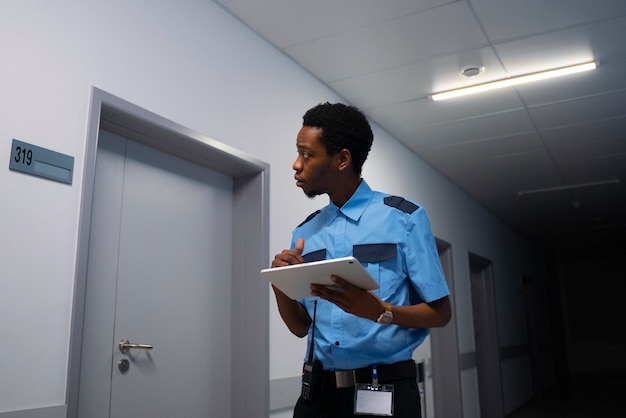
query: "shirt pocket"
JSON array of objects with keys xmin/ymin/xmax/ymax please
[
  {"xmin": 353, "ymin": 243, "xmax": 397, "ymax": 298},
  {"xmin": 303, "ymin": 249, "xmax": 327, "ymax": 263}
]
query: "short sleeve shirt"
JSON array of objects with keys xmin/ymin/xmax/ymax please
[{"xmin": 292, "ymin": 180, "xmax": 450, "ymax": 370}]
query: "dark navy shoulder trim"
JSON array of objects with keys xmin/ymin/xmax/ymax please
[
  {"xmin": 384, "ymin": 196, "xmax": 419, "ymax": 214},
  {"xmin": 297, "ymin": 210, "xmax": 321, "ymax": 227}
]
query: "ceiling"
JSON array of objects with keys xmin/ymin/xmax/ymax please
[{"xmin": 214, "ymin": 0, "xmax": 626, "ymax": 259}]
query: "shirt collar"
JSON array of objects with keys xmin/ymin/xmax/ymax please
[{"xmin": 329, "ymin": 179, "xmax": 373, "ymax": 222}]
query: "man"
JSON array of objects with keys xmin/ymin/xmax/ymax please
[{"xmin": 272, "ymin": 102, "xmax": 451, "ymax": 417}]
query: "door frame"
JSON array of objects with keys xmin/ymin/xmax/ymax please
[
  {"xmin": 522, "ymin": 275, "xmax": 541, "ymax": 397},
  {"xmin": 468, "ymin": 253, "xmax": 504, "ymax": 418},
  {"xmin": 66, "ymin": 87, "xmax": 270, "ymax": 418},
  {"xmin": 430, "ymin": 239, "xmax": 462, "ymax": 418}
]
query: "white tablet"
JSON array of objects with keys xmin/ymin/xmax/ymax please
[{"xmin": 261, "ymin": 256, "xmax": 379, "ymax": 300}]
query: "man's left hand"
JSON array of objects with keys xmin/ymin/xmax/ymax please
[{"xmin": 310, "ymin": 275, "xmax": 384, "ymax": 322}]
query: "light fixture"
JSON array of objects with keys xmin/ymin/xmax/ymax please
[
  {"xmin": 517, "ymin": 178, "xmax": 619, "ymax": 196},
  {"xmin": 431, "ymin": 61, "xmax": 597, "ymax": 101}
]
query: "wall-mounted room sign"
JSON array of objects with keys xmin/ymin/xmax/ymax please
[{"xmin": 9, "ymin": 139, "xmax": 74, "ymax": 184}]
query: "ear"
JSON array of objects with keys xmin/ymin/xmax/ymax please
[{"xmin": 337, "ymin": 149, "xmax": 352, "ymax": 171}]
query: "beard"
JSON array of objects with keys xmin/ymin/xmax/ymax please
[
  {"xmin": 304, "ymin": 188, "xmax": 323, "ymax": 199},
  {"xmin": 299, "ymin": 166, "xmax": 331, "ymax": 199}
]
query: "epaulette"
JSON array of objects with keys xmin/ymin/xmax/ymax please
[
  {"xmin": 297, "ymin": 210, "xmax": 321, "ymax": 227},
  {"xmin": 384, "ymin": 196, "xmax": 419, "ymax": 214}
]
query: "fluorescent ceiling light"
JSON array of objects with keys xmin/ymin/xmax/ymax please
[
  {"xmin": 517, "ymin": 178, "xmax": 619, "ymax": 196},
  {"xmin": 431, "ymin": 62, "xmax": 597, "ymax": 101}
]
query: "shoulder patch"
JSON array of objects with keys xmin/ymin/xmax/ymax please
[
  {"xmin": 384, "ymin": 196, "xmax": 419, "ymax": 214},
  {"xmin": 297, "ymin": 210, "xmax": 321, "ymax": 227}
]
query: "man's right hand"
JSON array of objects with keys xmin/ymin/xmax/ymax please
[
  {"xmin": 271, "ymin": 238, "xmax": 305, "ymax": 268},
  {"xmin": 270, "ymin": 238, "xmax": 311, "ymax": 337}
]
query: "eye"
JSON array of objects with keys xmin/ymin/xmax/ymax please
[{"xmin": 297, "ymin": 150, "xmax": 311, "ymax": 160}]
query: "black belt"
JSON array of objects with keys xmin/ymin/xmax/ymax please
[{"xmin": 324, "ymin": 360, "xmax": 416, "ymax": 389}]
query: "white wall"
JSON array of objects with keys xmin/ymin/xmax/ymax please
[{"xmin": 0, "ymin": 0, "xmax": 544, "ymax": 415}]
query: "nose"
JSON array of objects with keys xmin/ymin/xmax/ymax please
[{"xmin": 292, "ymin": 155, "xmax": 302, "ymax": 172}]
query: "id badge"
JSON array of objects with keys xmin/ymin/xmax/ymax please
[{"xmin": 354, "ymin": 383, "xmax": 394, "ymax": 416}]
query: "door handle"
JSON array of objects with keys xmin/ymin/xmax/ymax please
[{"xmin": 119, "ymin": 338, "xmax": 154, "ymax": 354}]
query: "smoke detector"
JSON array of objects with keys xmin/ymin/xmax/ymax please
[{"xmin": 460, "ymin": 65, "xmax": 484, "ymax": 78}]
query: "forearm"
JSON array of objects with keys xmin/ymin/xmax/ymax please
[
  {"xmin": 388, "ymin": 296, "xmax": 451, "ymax": 328},
  {"xmin": 272, "ymin": 285, "xmax": 312, "ymax": 337}
]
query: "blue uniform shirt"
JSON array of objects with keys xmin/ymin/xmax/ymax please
[{"xmin": 293, "ymin": 180, "xmax": 449, "ymax": 370}]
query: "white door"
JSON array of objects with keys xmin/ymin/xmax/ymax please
[{"xmin": 78, "ymin": 129, "xmax": 233, "ymax": 417}]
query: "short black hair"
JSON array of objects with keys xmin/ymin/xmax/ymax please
[{"xmin": 302, "ymin": 102, "xmax": 373, "ymax": 175}]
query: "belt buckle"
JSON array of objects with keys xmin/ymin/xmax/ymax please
[{"xmin": 335, "ymin": 369, "xmax": 356, "ymax": 388}]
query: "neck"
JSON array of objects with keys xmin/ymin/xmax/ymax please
[{"xmin": 329, "ymin": 177, "xmax": 362, "ymax": 208}]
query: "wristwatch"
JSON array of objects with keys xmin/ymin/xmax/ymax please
[{"xmin": 376, "ymin": 303, "xmax": 393, "ymax": 325}]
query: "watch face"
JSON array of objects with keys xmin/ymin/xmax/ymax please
[{"xmin": 378, "ymin": 311, "xmax": 393, "ymax": 325}]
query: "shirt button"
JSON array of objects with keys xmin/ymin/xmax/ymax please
[{"xmin": 335, "ymin": 341, "xmax": 340, "ymax": 346}]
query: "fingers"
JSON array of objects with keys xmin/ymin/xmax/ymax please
[
  {"xmin": 310, "ymin": 276, "xmax": 352, "ymax": 300},
  {"xmin": 271, "ymin": 238, "xmax": 305, "ymax": 268},
  {"xmin": 295, "ymin": 238, "xmax": 304, "ymax": 255},
  {"xmin": 271, "ymin": 251, "xmax": 301, "ymax": 267},
  {"xmin": 329, "ymin": 275, "xmax": 350, "ymax": 288}
]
